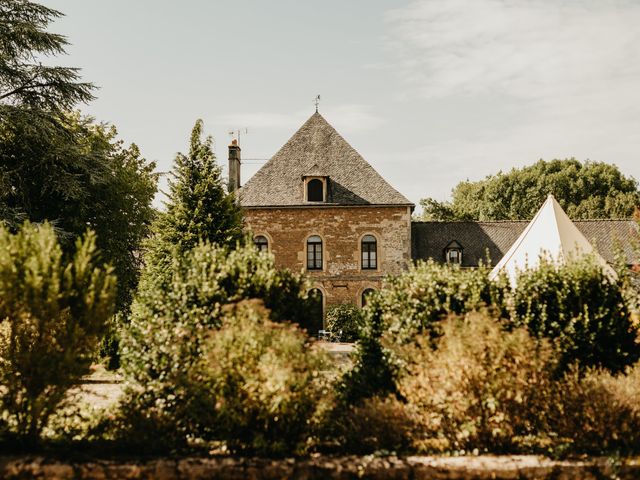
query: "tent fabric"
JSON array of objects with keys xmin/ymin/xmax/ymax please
[{"xmin": 489, "ymin": 195, "xmax": 617, "ymax": 283}]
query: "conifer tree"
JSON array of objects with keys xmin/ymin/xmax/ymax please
[{"xmin": 143, "ymin": 119, "xmax": 244, "ymax": 287}]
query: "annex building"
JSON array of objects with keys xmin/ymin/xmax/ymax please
[{"xmin": 232, "ymin": 112, "xmax": 640, "ymax": 330}]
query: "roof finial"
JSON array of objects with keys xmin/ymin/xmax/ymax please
[{"xmin": 313, "ymin": 94, "xmax": 321, "ymax": 113}]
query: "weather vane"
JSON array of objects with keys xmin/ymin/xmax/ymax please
[{"xmin": 313, "ymin": 94, "xmax": 321, "ymax": 113}]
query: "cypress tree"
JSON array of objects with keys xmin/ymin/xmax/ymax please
[{"xmin": 143, "ymin": 119, "xmax": 244, "ymax": 288}]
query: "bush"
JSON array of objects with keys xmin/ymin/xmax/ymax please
[
  {"xmin": 0, "ymin": 222, "xmax": 116, "ymax": 444},
  {"xmin": 123, "ymin": 241, "xmax": 310, "ymax": 386},
  {"xmin": 113, "ymin": 300, "xmax": 331, "ymax": 454},
  {"xmin": 343, "ymin": 256, "xmax": 639, "ymax": 402},
  {"xmin": 325, "ymin": 304, "xmax": 364, "ymax": 342},
  {"xmin": 369, "ymin": 260, "xmax": 506, "ymax": 345},
  {"xmin": 342, "ymin": 261, "xmax": 507, "ymax": 401},
  {"xmin": 117, "ymin": 242, "xmax": 319, "ymax": 452},
  {"xmin": 200, "ymin": 300, "xmax": 331, "ymax": 455},
  {"xmin": 510, "ymin": 256, "xmax": 640, "ymax": 373},
  {"xmin": 398, "ymin": 312, "xmax": 557, "ymax": 454},
  {"xmin": 326, "ymin": 395, "xmax": 417, "ymax": 454}
]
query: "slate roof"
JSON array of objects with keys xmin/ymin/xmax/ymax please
[
  {"xmin": 412, "ymin": 220, "xmax": 640, "ymax": 267},
  {"xmin": 239, "ymin": 112, "xmax": 413, "ymax": 207}
]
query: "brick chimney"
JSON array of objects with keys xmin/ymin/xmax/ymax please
[{"xmin": 228, "ymin": 139, "xmax": 241, "ymax": 192}]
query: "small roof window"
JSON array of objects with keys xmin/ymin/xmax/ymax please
[{"xmin": 445, "ymin": 240, "xmax": 463, "ymax": 265}]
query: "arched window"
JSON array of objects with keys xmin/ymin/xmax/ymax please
[
  {"xmin": 307, "ymin": 235, "xmax": 323, "ymax": 270},
  {"xmin": 445, "ymin": 240, "xmax": 463, "ymax": 264},
  {"xmin": 361, "ymin": 234, "xmax": 377, "ymax": 270},
  {"xmin": 307, "ymin": 179, "xmax": 324, "ymax": 202},
  {"xmin": 361, "ymin": 288, "xmax": 376, "ymax": 308},
  {"xmin": 254, "ymin": 235, "xmax": 268, "ymax": 252}
]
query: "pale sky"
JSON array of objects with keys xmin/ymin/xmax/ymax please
[{"xmin": 40, "ymin": 0, "xmax": 640, "ymax": 211}]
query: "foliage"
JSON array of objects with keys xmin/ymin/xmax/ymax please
[
  {"xmin": 118, "ymin": 242, "xmax": 312, "ymax": 450},
  {"xmin": 0, "ymin": 0, "xmax": 94, "ymax": 110},
  {"xmin": 325, "ymin": 304, "xmax": 364, "ymax": 342},
  {"xmin": 421, "ymin": 159, "xmax": 640, "ymax": 221},
  {"xmin": 0, "ymin": 222, "xmax": 116, "ymax": 443},
  {"xmin": 327, "ymin": 395, "xmax": 417, "ymax": 454},
  {"xmin": 115, "ymin": 300, "xmax": 330, "ymax": 455},
  {"xmin": 343, "ymin": 257, "xmax": 639, "ymax": 402},
  {"xmin": 509, "ymin": 256, "xmax": 640, "ymax": 373},
  {"xmin": 142, "ymin": 119, "xmax": 243, "ymax": 290},
  {"xmin": 399, "ymin": 313, "xmax": 557, "ymax": 454},
  {"xmin": 552, "ymin": 365, "xmax": 640, "ymax": 455},
  {"xmin": 200, "ymin": 300, "xmax": 331, "ymax": 455},
  {"xmin": 341, "ymin": 261, "xmax": 507, "ymax": 401},
  {"xmin": 0, "ymin": 110, "xmax": 157, "ymax": 313}
]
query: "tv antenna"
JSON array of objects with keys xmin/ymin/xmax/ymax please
[
  {"xmin": 313, "ymin": 94, "xmax": 321, "ymax": 113},
  {"xmin": 228, "ymin": 127, "xmax": 248, "ymax": 146}
]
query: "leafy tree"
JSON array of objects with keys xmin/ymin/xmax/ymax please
[
  {"xmin": 141, "ymin": 119, "xmax": 243, "ymax": 288},
  {"xmin": 0, "ymin": 222, "xmax": 116, "ymax": 444},
  {"xmin": 1, "ymin": 1, "xmax": 157, "ymax": 313},
  {"xmin": 421, "ymin": 159, "xmax": 640, "ymax": 221},
  {"xmin": 0, "ymin": 0, "xmax": 93, "ymax": 110},
  {"xmin": 0, "ymin": 110, "xmax": 157, "ymax": 311}
]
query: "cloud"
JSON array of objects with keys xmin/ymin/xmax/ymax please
[
  {"xmin": 386, "ymin": 0, "xmax": 640, "ymax": 102},
  {"xmin": 381, "ymin": 0, "xmax": 640, "ymax": 210}
]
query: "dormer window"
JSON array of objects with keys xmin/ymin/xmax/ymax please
[
  {"xmin": 445, "ymin": 240, "xmax": 463, "ymax": 265},
  {"xmin": 307, "ymin": 179, "xmax": 323, "ymax": 201},
  {"xmin": 303, "ymin": 176, "xmax": 327, "ymax": 202}
]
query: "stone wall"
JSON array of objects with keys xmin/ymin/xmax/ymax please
[
  {"xmin": 244, "ymin": 205, "xmax": 412, "ymax": 311},
  {"xmin": 2, "ymin": 455, "xmax": 639, "ymax": 479}
]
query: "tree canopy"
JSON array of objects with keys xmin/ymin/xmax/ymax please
[
  {"xmin": 420, "ymin": 159, "xmax": 640, "ymax": 221},
  {"xmin": 0, "ymin": 0, "xmax": 93, "ymax": 110},
  {"xmin": 0, "ymin": 110, "xmax": 157, "ymax": 310},
  {"xmin": 0, "ymin": 1, "xmax": 157, "ymax": 313},
  {"xmin": 140, "ymin": 119, "xmax": 243, "ymax": 290}
]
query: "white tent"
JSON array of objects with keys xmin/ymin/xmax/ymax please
[{"xmin": 489, "ymin": 195, "xmax": 616, "ymax": 283}]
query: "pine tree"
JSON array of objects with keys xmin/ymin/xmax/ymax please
[
  {"xmin": 143, "ymin": 119, "xmax": 244, "ymax": 288},
  {"xmin": 0, "ymin": 0, "xmax": 94, "ymax": 110}
]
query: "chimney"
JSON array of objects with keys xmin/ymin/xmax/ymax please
[{"xmin": 228, "ymin": 138, "xmax": 241, "ymax": 192}]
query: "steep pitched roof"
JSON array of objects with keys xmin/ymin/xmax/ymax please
[
  {"xmin": 412, "ymin": 218, "xmax": 639, "ymax": 267},
  {"xmin": 239, "ymin": 112, "xmax": 413, "ymax": 207}
]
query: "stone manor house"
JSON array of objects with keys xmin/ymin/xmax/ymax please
[{"xmin": 231, "ymin": 112, "xmax": 639, "ymax": 331}]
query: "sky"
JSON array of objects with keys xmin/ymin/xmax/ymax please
[{"xmin": 39, "ymin": 0, "xmax": 640, "ymax": 211}]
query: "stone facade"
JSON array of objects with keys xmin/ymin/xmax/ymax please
[{"xmin": 244, "ymin": 205, "xmax": 412, "ymax": 310}]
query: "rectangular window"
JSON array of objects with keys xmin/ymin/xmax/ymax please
[
  {"xmin": 362, "ymin": 242, "xmax": 377, "ymax": 269},
  {"xmin": 307, "ymin": 242, "xmax": 323, "ymax": 270}
]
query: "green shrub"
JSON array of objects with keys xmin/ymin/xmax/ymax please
[
  {"xmin": 0, "ymin": 222, "xmax": 116, "ymax": 444},
  {"xmin": 326, "ymin": 304, "xmax": 364, "ymax": 342},
  {"xmin": 123, "ymin": 241, "xmax": 310, "ymax": 385},
  {"xmin": 343, "ymin": 256, "xmax": 639, "ymax": 402},
  {"xmin": 510, "ymin": 256, "xmax": 640, "ymax": 373},
  {"xmin": 342, "ymin": 261, "xmax": 506, "ymax": 401},
  {"xmin": 200, "ymin": 300, "xmax": 331, "ymax": 455},
  {"xmin": 398, "ymin": 312, "xmax": 557, "ymax": 454},
  {"xmin": 117, "ymin": 242, "xmax": 317, "ymax": 451},
  {"xmin": 114, "ymin": 300, "xmax": 331, "ymax": 454},
  {"xmin": 369, "ymin": 260, "xmax": 506, "ymax": 344}
]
